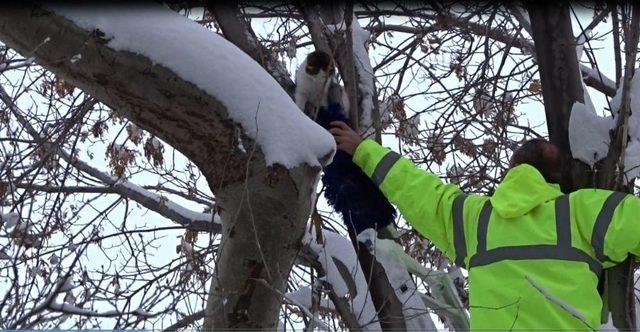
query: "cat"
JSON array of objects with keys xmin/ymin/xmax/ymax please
[{"xmin": 294, "ymin": 50, "xmax": 349, "ymax": 117}]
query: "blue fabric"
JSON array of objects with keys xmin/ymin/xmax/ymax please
[{"xmin": 316, "ymin": 102, "xmax": 396, "ymax": 236}]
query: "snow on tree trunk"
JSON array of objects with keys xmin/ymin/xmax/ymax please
[
  {"xmin": 0, "ymin": 4, "xmax": 334, "ymax": 329},
  {"xmin": 610, "ymin": 73, "xmax": 640, "ymax": 180},
  {"xmin": 350, "ymin": 17, "xmax": 376, "ymax": 137}
]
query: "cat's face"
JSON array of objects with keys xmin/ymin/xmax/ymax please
[{"xmin": 305, "ymin": 51, "xmax": 335, "ymax": 80}]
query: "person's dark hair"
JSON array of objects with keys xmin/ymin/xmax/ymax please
[{"xmin": 509, "ymin": 139, "xmax": 564, "ymax": 184}]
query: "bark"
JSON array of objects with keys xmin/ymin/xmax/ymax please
[
  {"xmin": 527, "ymin": 2, "xmax": 637, "ymax": 329},
  {"xmin": 203, "ymin": 164, "xmax": 318, "ymax": 329},
  {"xmin": 593, "ymin": 4, "xmax": 640, "ymax": 329},
  {"xmin": 0, "ymin": 5, "xmax": 324, "ymax": 329}
]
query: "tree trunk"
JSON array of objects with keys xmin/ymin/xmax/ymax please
[
  {"xmin": 0, "ymin": 5, "xmax": 324, "ymax": 329},
  {"xmin": 203, "ymin": 163, "xmax": 318, "ymax": 329},
  {"xmin": 526, "ymin": 2, "xmax": 589, "ymax": 192}
]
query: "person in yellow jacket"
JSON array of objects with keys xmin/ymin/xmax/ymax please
[{"xmin": 329, "ymin": 121, "xmax": 640, "ymax": 330}]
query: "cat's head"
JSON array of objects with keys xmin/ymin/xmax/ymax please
[{"xmin": 305, "ymin": 50, "xmax": 335, "ymax": 80}]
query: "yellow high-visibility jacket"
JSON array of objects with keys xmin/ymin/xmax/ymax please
[{"xmin": 353, "ymin": 139, "xmax": 640, "ymax": 330}]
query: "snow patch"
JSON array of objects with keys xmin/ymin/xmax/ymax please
[
  {"xmin": 118, "ymin": 180, "xmax": 218, "ymax": 224},
  {"xmin": 50, "ymin": 4, "xmax": 335, "ymax": 168},
  {"xmin": 1, "ymin": 212, "xmax": 19, "ymax": 229},
  {"xmin": 575, "ymin": 29, "xmax": 592, "ymax": 61},
  {"xmin": 569, "ymin": 83, "xmax": 613, "ymax": 167},
  {"xmin": 600, "ymin": 312, "xmax": 618, "ymax": 331},
  {"xmin": 581, "ymin": 66, "xmax": 616, "ymax": 94},
  {"xmin": 357, "ymin": 228, "xmax": 437, "ymax": 330},
  {"xmin": 306, "ymin": 233, "xmax": 349, "ymax": 298},
  {"xmin": 352, "ymin": 18, "xmax": 375, "ymax": 136},
  {"xmin": 304, "ymin": 229, "xmax": 380, "ymax": 329},
  {"xmin": 134, "ymin": 308, "xmax": 152, "ymax": 316},
  {"xmin": 286, "ymin": 286, "xmax": 336, "ymax": 312},
  {"xmin": 50, "ymin": 301, "xmax": 95, "ymax": 315},
  {"xmin": 613, "ymin": 73, "xmax": 640, "ymax": 180},
  {"xmin": 59, "ymin": 275, "xmax": 78, "ymax": 292},
  {"xmin": 571, "ymin": 70, "xmax": 640, "ymax": 180},
  {"xmin": 70, "ymin": 53, "xmax": 82, "ymax": 63}
]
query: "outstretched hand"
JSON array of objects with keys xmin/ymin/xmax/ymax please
[{"xmin": 329, "ymin": 121, "xmax": 363, "ymax": 156}]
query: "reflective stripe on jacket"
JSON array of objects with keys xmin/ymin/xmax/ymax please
[{"xmin": 352, "ymin": 139, "xmax": 639, "ymax": 330}]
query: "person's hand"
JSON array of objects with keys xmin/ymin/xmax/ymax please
[{"xmin": 329, "ymin": 121, "xmax": 363, "ymax": 156}]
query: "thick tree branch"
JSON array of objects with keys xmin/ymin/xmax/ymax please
[
  {"xmin": 527, "ymin": 2, "xmax": 585, "ymax": 192},
  {"xmin": 208, "ymin": 0, "xmax": 296, "ymax": 96}
]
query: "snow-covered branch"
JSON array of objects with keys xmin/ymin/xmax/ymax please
[
  {"xmin": 48, "ymin": 4, "xmax": 333, "ymax": 169},
  {"xmin": 0, "ymin": 7, "xmax": 331, "ymax": 327},
  {"xmin": 303, "ymin": 229, "xmax": 380, "ymax": 330},
  {"xmin": 254, "ymin": 278, "xmax": 332, "ymax": 330}
]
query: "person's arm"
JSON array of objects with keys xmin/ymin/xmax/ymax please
[
  {"xmin": 590, "ymin": 191, "xmax": 640, "ymax": 264},
  {"xmin": 329, "ymin": 121, "xmax": 463, "ymax": 257},
  {"xmin": 571, "ymin": 188, "xmax": 640, "ymax": 266}
]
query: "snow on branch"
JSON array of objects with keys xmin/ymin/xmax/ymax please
[
  {"xmin": 357, "ymin": 229, "xmax": 437, "ymax": 330},
  {"xmin": 69, "ymin": 155, "xmax": 221, "ymax": 233},
  {"xmin": 568, "ymin": 83, "xmax": 613, "ymax": 167},
  {"xmin": 570, "ymin": 71, "xmax": 640, "ymax": 180},
  {"xmin": 303, "ymin": 229, "xmax": 380, "ymax": 330},
  {"xmin": 351, "ymin": 17, "xmax": 376, "ymax": 136},
  {"xmin": 50, "ymin": 4, "xmax": 334, "ymax": 168},
  {"xmin": 254, "ymin": 278, "xmax": 331, "ymax": 330},
  {"xmin": 0, "ymin": 84, "xmax": 217, "ymax": 233},
  {"xmin": 49, "ymin": 301, "xmax": 154, "ymax": 318},
  {"xmin": 285, "ymin": 286, "xmax": 336, "ymax": 313},
  {"xmin": 400, "ymin": 253, "xmax": 470, "ymax": 330},
  {"xmin": 612, "ymin": 73, "xmax": 640, "ymax": 180}
]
